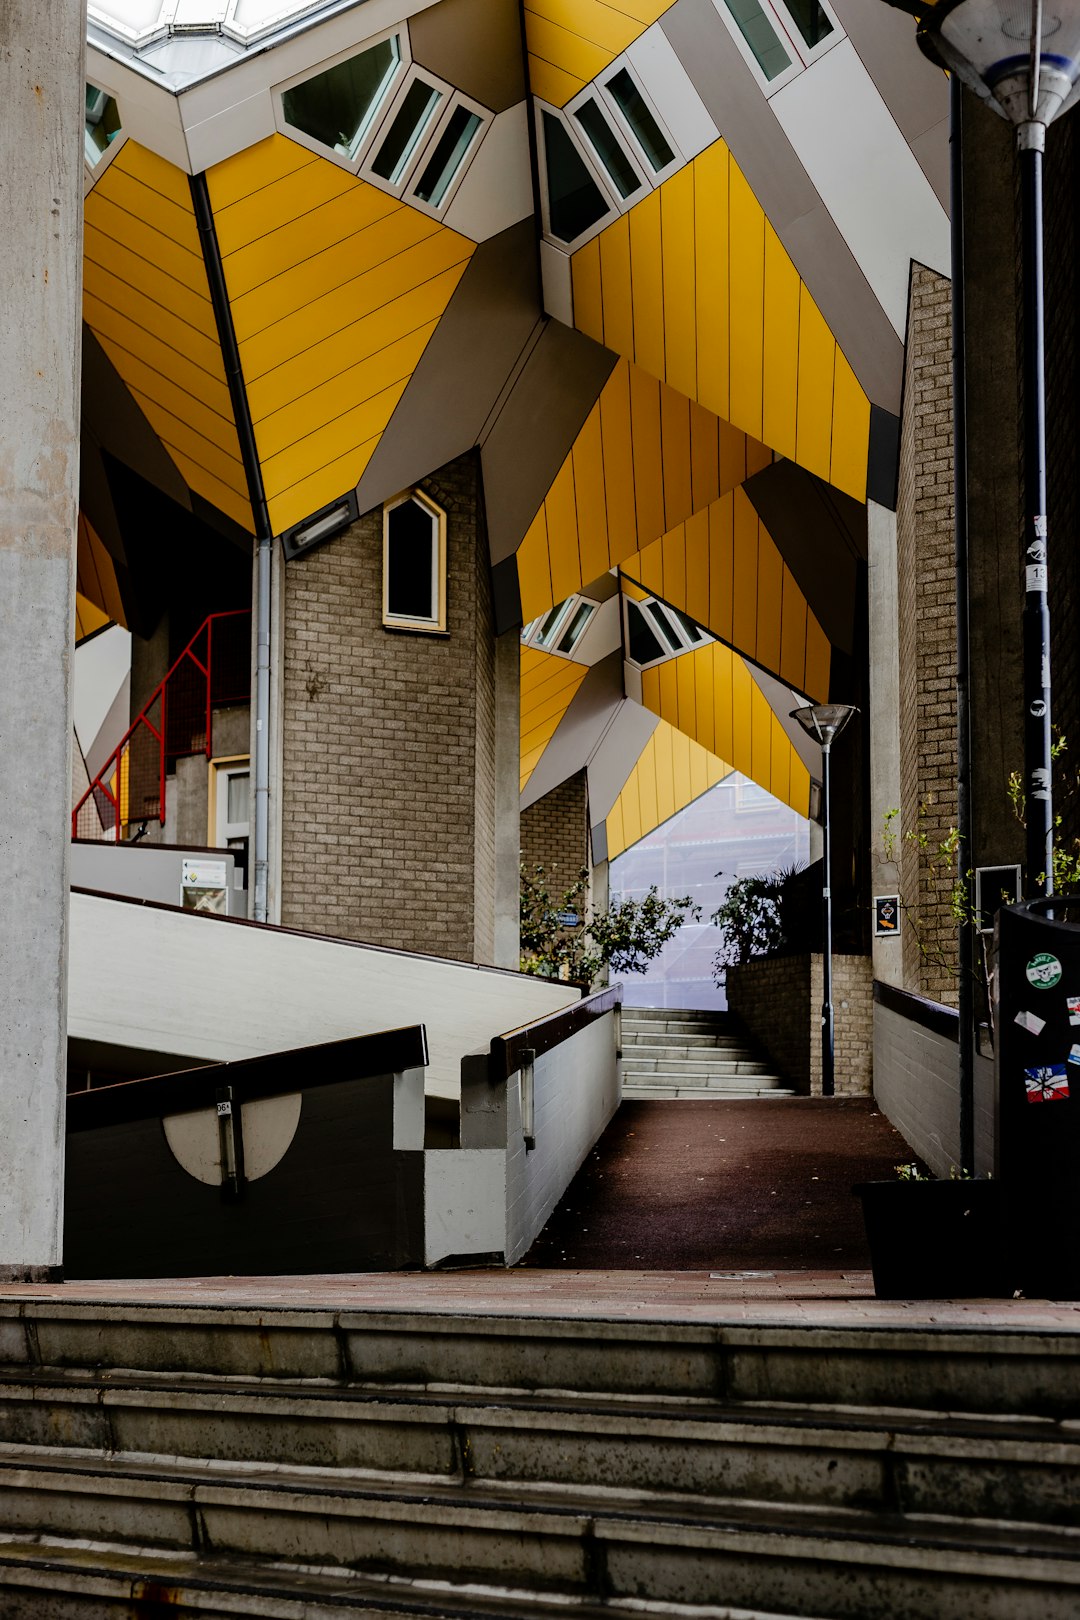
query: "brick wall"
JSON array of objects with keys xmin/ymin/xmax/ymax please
[
  {"xmin": 725, "ymin": 952, "xmax": 873, "ymax": 1096},
  {"xmin": 279, "ymin": 452, "xmax": 499, "ymax": 963},
  {"xmin": 520, "ymin": 769, "xmax": 590, "ymax": 891},
  {"xmin": 896, "ymin": 266, "xmax": 960, "ymax": 1004}
]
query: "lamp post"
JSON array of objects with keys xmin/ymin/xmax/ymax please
[
  {"xmin": 790, "ymin": 704, "xmax": 858, "ymax": 1097},
  {"xmin": 893, "ymin": 0, "xmax": 1080, "ymax": 896}
]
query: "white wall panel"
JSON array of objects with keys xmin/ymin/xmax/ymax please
[
  {"xmin": 443, "ymin": 102, "xmax": 533, "ymax": 243},
  {"xmin": 770, "ymin": 39, "xmax": 949, "ymax": 336}
]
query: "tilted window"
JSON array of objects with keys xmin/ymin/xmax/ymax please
[
  {"xmin": 281, "ymin": 36, "xmax": 401, "ymax": 160},
  {"xmin": 85, "ymin": 83, "xmax": 123, "ymax": 169}
]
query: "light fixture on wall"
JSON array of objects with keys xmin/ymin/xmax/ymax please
[
  {"xmin": 791, "ymin": 703, "xmax": 858, "ymax": 1097},
  {"xmin": 886, "ymin": 0, "xmax": 1080, "ymax": 894}
]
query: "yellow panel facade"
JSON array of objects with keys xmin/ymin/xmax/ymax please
[
  {"xmin": 620, "ymin": 488, "xmax": 830, "ymax": 699},
  {"xmin": 83, "ymin": 140, "xmax": 252, "ymax": 532},
  {"xmin": 207, "ymin": 136, "xmax": 475, "ymax": 536},
  {"xmin": 76, "ymin": 516, "xmax": 126, "ymax": 631},
  {"xmin": 637, "ymin": 642, "xmax": 812, "ymax": 818},
  {"xmin": 603, "ymin": 719, "xmax": 734, "ymax": 859},
  {"xmin": 570, "ymin": 139, "xmax": 870, "ymax": 503},
  {"xmin": 517, "ymin": 358, "xmax": 773, "ymax": 622},
  {"xmin": 525, "ymin": 0, "xmax": 675, "ymax": 106},
  {"xmin": 520, "ymin": 647, "xmax": 590, "ymax": 791}
]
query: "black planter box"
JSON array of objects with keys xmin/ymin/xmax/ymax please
[{"xmin": 854, "ymin": 1179, "xmax": 1015, "ymax": 1300}]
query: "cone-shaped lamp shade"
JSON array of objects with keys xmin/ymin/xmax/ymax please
[{"xmin": 920, "ymin": 0, "xmax": 1080, "ymax": 126}]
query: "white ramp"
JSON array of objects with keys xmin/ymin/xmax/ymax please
[{"xmin": 69, "ymin": 891, "xmax": 576, "ymax": 1097}]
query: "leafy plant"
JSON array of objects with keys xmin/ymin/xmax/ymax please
[
  {"xmin": 710, "ymin": 863, "xmax": 804, "ymax": 983},
  {"xmin": 519, "ymin": 863, "xmax": 699, "ymax": 987}
]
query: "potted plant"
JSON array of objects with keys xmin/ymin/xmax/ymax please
[{"xmin": 854, "ymin": 1166, "xmax": 1015, "ymax": 1300}]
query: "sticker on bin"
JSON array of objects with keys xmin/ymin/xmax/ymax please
[
  {"xmin": 1069, "ymin": 1045, "xmax": 1080, "ymax": 1066},
  {"xmin": 1069, "ymin": 996, "xmax": 1080, "ymax": 1025},
  {"xmin": 1024, "ymin": 1064, "xmax": 1070, "ymax": 1103},
  {"xmin": 1026, "ymin": 952, "xmax": 1063, "ymax": 989},
  {"xmin": 1015, "ymin": 1009, "xmax": 1046, "ymax": 1036}
]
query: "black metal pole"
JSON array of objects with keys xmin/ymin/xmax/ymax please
[
  {"xmin": 821, "ymin": 738, "xmax": 834, "ymax": 1097},
  {"xmin": 1019, "ymin": 125, "xmax": 1053, "ymax": 896},
  {"xmin": 952, "ymin": 78, "xmax": 975, "ymax": 1173}
]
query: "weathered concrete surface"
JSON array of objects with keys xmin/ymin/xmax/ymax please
[{"xmin": 0, "ymin": 0, "xmax": 84, "ymax": 1273}]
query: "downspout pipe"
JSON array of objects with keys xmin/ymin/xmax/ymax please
[
  {"xmin": 190, "ymin": 173, "xmax": 274, "ymax": 923},
  {"xmin": 951, "ymin": 79, "xmax": 975, "ymax": 1174}
]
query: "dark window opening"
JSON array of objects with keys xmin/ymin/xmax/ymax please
[
  {"xmin": 387, "ymin": 499, "xmax": 437, "ymax": 622},
  {"xmin": 627, "ymin": 600, "xmax": 667, "ymax": 665},
  {"xmin": 414, "ymin": 105, "xmax": 482, "ymax": 205},
  {"xmin": 372, "ymin": 79, "xmax": 441, "ymax": 183},
  {"xmin": 574, "ymin": 98, "xmax": 641, "ymax": 199},
  {"xmin": 605, "ymin": 69, "xmax": 675, "ymax": 172},
  {"xmin": 281, "ymin": 38, "xmax": 399, "ymax": 158},
  {"xmin": 542, "ymin": 110, "xmax": 610, "ymax": 243},
  {"xmin": 784, "ymin": 0, "xmax": 834, "ymax": 50}
]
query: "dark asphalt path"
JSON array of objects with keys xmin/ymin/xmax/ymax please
[{"xmin": 522, "ymin": 1098, "xmax": 917, "ymax": 1271}]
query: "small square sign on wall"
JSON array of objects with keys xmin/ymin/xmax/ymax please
[{"xmin": 873, "ymin": 895, "xmax": 900, "ymax": 937}]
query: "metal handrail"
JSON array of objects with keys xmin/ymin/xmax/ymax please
[{"xmin": 72, "ymin": 610, "xmax": 250, "ymax": 842}]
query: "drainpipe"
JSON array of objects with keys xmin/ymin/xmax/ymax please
[
  {"xmin": 190, "ymin": 174, "xmax": 274, "ymax": 922},
  {"xmin": 951, "ymin": 81, "xmax": 976, "ymax": 1175}
]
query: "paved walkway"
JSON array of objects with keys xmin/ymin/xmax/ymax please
[
  {"xmin": 523, "ymin": 1096, "xmax": 913, "ymax": 1272},
  {"xmin": 0, "ymin": 1270, "xmax": 1077, "ymax": 1329}
]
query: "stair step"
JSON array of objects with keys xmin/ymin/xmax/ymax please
[
  {"xmin": 622, "ymin": 1031, "xmax": 751, "ymax": 1048},
  {"xmin": 622, "ymin": 1086, "xmax": 797, "ymax": 1100},
  {"xmin": 621, "ymin": 1058, "xmax": 776, "ymax": 1076},
  {"xmin": 0, "ymin": 1449, "xmax": 1077, "ymax": 1619},
  {"xmin": 0, "ymin": 1539, "xmax": 832, "ymax": 1620}
]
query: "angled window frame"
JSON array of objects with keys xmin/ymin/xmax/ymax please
[
  {"xmin": 622, "ymin": 593, "xmax": 713, "ymax": 671},
  {"xmin": 271, "ymin": 25, "xmax": 411, "ymax": 177},
  {"xmin": 84, "ymin": 78, "xmax": 128, "ymax": 191},
  {"xmin": 711, "ymin": 0, "xmax": 843, "ymax": 97},
  {"xmin": 402, "ymin": 85, "xmax": 490, "ymax": 217},
  {"xmin": 535, "ymin": 98, "xmax": 617, "ymax": 252},
  {"xmin": 773, "ymin": 0, "xmax": 844, "ymax": 68},
  {"xmin": 594, "ymin": 56, "xmax": 682, "ymax": 188},
  {"xmin": 521, "ymin": 593, "xmax": 599, "ymax": 660},
  {"xmin": 382, "ymin": 488, "xmax": 448, "ymax": 634},
  {"xmin": 564, "ymin": 84, "xmax": 651, "ymax": 212}
]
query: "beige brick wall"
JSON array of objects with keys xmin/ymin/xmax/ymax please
[
  {"xmin": 279, "ymin": 453, "xmax": 499, "ymax": 963},
  {"xmin": 520, "ymin": 769, "xmax": 590, "ymax": 891},
  {"xmin": 896, "ymin": 266, "xmax": 960, "ymax": 1004},
  {"xmin": 726, "ymin": 953, "xmax": 873, "ymax": 1096}
]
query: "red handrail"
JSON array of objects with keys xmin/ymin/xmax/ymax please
[{"xmin": 72, "ymin": 610, "xmax": 251, "ymax": 842}]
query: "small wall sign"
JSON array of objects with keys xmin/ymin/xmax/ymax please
[{"xmin": 873, "ymin": 895, "xmax": 900, "ymax": 937}]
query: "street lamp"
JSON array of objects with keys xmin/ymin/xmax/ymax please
[
  {"xmin": 790, "ymin": 703, "xmax": 858, "ymax": 1097},
  {"xmin": 892, "ymin": 0, "xmax": 1080, "ymax": 894}
]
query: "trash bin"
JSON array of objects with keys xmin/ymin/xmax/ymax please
[{"xmin": 997, "ymin": 898, "xmax": 1080, "ymax": 1299}]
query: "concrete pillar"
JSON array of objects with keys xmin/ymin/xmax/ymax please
[
  {"xmin": 493, "ymin": 628, "xmax": 520, "ymax": 970},
  {"xmin": 867, "ymin": 499, "xmax": 903, "ymax": 987},
  {"xmin": 0, "ymin": 1, "xmax": 84, "ymax": 1277}
]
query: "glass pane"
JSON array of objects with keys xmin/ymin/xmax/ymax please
[
  {"xmin": 722, "ymin": 0, "xmax": 793, "ymax": 80},
  {"xmin": 414, "ymin": 105, "xmax": 482, "ymax": 206},
  {"xmin": 557, "ymin": 602, "xmax": 595, "ymax": 654},
  {"xmin": 574, "ymin": 98, "xmax": 641, "ymax": 200},
  {"xmin": 282, "ymin": 37, "xmax": 399, "ymax": 159},
  {"xmin": 673, "ymin": 608, "xmax": 704, "ymax": 644},
  {"xmin": 604, "ymin": 70, "xmax": 674, "ymax": 172},
  {"xmin": 226, "ymin": 771, "xmax": 250, "ymax": 824},
  {"xmin": 372, "ymin": 78, "xmax": 442, "ymax": 183},
  {"xmin": 782, "ymin": 0, "xmax": 833, "ymax": 49},
  {"xmin": 626, "ymin": 600, "xmax": 667, "ymax": 665},
  {"xmin": 542, "ymin": 111, "xmax": 610, "ymax": 243},
  {"xmin": 534, "ymin": 601, "xmax": 572, "ymax": 649},
  {"xmin": 387, "ymin": 500, "xmax": 436, "ymax": 621},
  {"xmin": 645, "ymin": 601, "xmax": 682, "ymax": 653},
  {"xmin": 85, "ymin": 84, "xmax": 122, "ymax": 166}
]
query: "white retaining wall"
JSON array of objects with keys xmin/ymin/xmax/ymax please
[{"xmin": 873, "ymin": 995, "xmax": 995, "ymax": 1178}]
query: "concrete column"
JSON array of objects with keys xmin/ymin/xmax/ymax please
[
  {"xmin": 867, "ymin": 498, "xmax": 903, "ymax": 988},
  {"xmin": 493, "ymin": 627, "xmax": 521, "ymax": 969},
  {"xmin": 0, "ymin": 1, "xmax": 84, "ymax": 1276}
]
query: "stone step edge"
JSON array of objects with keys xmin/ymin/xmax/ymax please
[
  {"xmin": 0, "ymin": 1539, "xmax": 835, "ymax": 1620},
  {"xmin": 0, "ymin": 1377, "xmax": 1073, "ymax": 1451}
]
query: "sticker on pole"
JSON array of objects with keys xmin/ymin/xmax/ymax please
[
  {"xmin": 1015, "ymin": 1009, "xmax": 1046, "ymax": 1036},
  {"xmin": 1026, "ymin": 952, "xmax": 1063, "ymax": 989},
  {"xmin": 1024, "ymin": 1064, "xmax": 1070, "ymax": 1103},
  {"xmin": 1068, "ymin": 995, "xmax": 1080, "ymax": 1025}
]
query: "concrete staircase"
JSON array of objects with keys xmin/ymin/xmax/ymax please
[
  {"xmin": 0, "ymin": 1300, "xmax": 1076, "ymax": 1615},
  {"xmin": 621, "ymin": 1006, "xmax": 796, "ymax": 1098}
]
